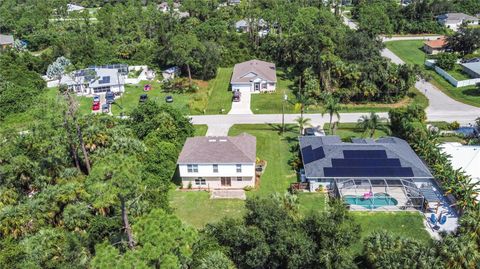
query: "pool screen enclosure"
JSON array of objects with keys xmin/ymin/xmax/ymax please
[{"xmin": 334, "ymin": 178, "xmax": 425, "ymax": 211}]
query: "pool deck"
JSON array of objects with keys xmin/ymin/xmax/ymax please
[{"xmin": 422, "ymin": 185, "xmax": 459, "ymax": 239}]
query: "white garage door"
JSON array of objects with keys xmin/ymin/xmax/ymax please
[{"xmin": 231, "ymin": 84, "xmax": 251, "ymax": 92}]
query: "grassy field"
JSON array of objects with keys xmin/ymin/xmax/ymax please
[
  {"xmin": 324, "ymin": 122, "xmax": 389, "ymax": 140},
  {"xmin": 385, "ymin": 40, "xmax": 480, "ymax": 107},
  {"xmin": 169, "ymin": 191, "xmax": 245, "ymax": 229},
  {"xmin": 204, "ymin": 67, "xmax": 233, "ymax": 114},
  {"xmin": 193, "ymin": 125, "xmax": 208, "ymax": 136},
  {"xmin": 170, "ymin": 124, "xmax": 303, "ymax": 227},
  {"xmin": 251, "ymin": 77, "xmax": 428, "ymax": 114},
  {"xmin": 169, "ymin": 124, "xmax": 431, "ymax": 251},
  {"xmin": 76, "ymin": 67, "xmax": 234, "ymax": 116},
  {"xmin": 352, "ymin": 212, "xmax": 431, "ymax": 253}
]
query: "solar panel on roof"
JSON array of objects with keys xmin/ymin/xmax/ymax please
[
  {"xmin": 301, "ymin": 146, "xmax": 325, "ymax": 164},
  {"xmin": 99, "ymin": 76, "xmax": 111, "ymax": 84},
  {"xmin": 343, "ymin": 150, "xmax": 387, "ymax": 159},
  {"xmin": 331, "ymin": 158, "xmax": 401, "ymax": 167},
  {"xmin": 324, "ymin": 167, "xmax": 414, "ymax": 177}
]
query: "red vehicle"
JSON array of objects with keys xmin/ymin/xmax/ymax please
[
  {"xmin": 92, "ymin": 101, "xmax": 100, "ymax": 111},
  {"xmin": 143, "ymin": 84, "xmax": 152, "ymax": 91}
]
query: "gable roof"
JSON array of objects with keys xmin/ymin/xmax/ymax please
[
  {"xmin": 424, "ymin": 37, "xmax": 447, "ymax": 49},
  {"xmin": 438, "ymin": 13, "xmax": 479, "ymax": 23},
  {"xmin": 299, "ymin": 136, "xmax": 433, "ymax": 179},
  {"xmin": 177, "ymin": 133, "xmax": 256, "ymax": 164},
  {"xmin": 0, "ymin": 34, "xmax": 14, "ymax": 45},
  {"xmin": 231, "ymin": 59, "xmax": 277, "ymax": 84}
]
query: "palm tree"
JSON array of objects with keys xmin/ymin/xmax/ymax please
[
  {"xmin": 356, "ymin": 112, "xmax": 389, "ymax": 138},
  {"xmin": 295, "ymin": 116, "xmax": 311, "ymax": 135},
  {"xmin": 322, "ymin": 95, "xmax": 341, "ymax": 135}
]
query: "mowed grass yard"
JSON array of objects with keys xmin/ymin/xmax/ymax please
[
  {"xmin": 169, "ymin": 124, "xmax": 431, "ymax": 250},
  {"xmin": 76, "ymin": 67, "xmax": 234, "ymax": 116},
  {"xmin": 385, "ymin": 40, "xmax": 480, "ymax": 107},
  {"xmin": 251, "ymin": 71, "xmax": 428, "ymax": 114},
  {"xmin": 323, "ymin": 122, "xmax": 389, "ymax": 140},
  {"xmin": 170, "ymin": 124, "xmax": 326, "ymax": 228}
]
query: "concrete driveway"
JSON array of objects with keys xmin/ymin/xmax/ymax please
[{"xmin": 228, "ymin": 89, "xmax": 253, "ymax": 115}]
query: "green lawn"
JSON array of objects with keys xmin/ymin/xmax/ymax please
[
  {"xmin": 449, "ymin": 64, "xmax": 471, "ymax": 81},
  {"xmin": 193, "ymin": 125, "xmax": 208, "ymax": 136},
  {"xmin": 385, "ymin": 40, "xmax": 480, "ymax": 107},
  {"xmin": 229, "ymin": 124, "xmax": 299, "ymax": 195},
  {"xmin": 352, "ymin": 212, "xmax": 432, "ymax": 253},
  {"xmin": 170, "ymin": 124, "xmax": 302, "ymax": 227},
  {"xmin": 204, "ymin": 67, "xmax": 233, "ymax": 114},
  {"xmin": 251, "ymin": 70, "xmax": 428, "ymax": 114},
  {"xmin": 324, "ymin": 122, "xmax": 389, "ymax": 140},
  {"xmin": 169, "ymin": 191, "xmax": 245, "ymax": 229},
  {"xmin": 170, "ymin": 124, "xmax": 430, "ymax": 248},
  {"xmin": 76, "ymin": 67, "xmax": 234, "ymax": 116}
]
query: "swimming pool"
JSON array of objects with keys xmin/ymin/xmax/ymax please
[
  {"xmin": 455, "ymin": 127, "xmax": 478, "ymax": 137},
  {"xmin": 343, "ymin": 193, "xmax": 398, "ymax": 209}
]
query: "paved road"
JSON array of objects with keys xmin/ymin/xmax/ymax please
[{"xmin": 196, "ymin": 112, "xmax": 386, "ymax": 136}]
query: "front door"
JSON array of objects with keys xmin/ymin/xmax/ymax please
[
  {"xmin": 254, "ymin": 82, "xmax": 260, "ymax": 92},
  {"xmin": 221, "ymin": 177, "xmax": 231, "ymax": 187}
]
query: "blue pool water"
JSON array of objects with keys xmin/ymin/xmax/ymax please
[
  {"xmin": 344, "ymin": 193, "xmax": 398, "ymax": 209},
  {"xmin": 455, "ymin": 127, "xmax": 478, "ymax": 137}
]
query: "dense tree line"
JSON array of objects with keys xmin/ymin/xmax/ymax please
[
  {"xmin": 352, "ymin": 0, "xmax": 480, "ymax": 35},
  {"xmin": 0, "ymin": 0, "xmax": 421, "ymax": 104},
  {"xmin": 0, "ymin": 97, "xmax": 195, "ymax": 267}
]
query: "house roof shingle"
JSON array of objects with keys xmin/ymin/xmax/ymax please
[
  {"xmin": 230, "ymin": 59, "xmax": 277, "ymax": 84},
  {"xmin": 0, "ymin": 34, "xmax": 14, "ymax": 45},
  {"xmin": 424, "ymin": 37, "xmax": 447, "ymax": 49},
  {"xmin": 299, "ymin": 136, "xmax": 433, "ymax": 179},
  {"xmin": 177, "ymin": 133, "xmax": 256, "ymax": 164}
]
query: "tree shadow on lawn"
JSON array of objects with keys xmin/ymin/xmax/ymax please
[
  {"xmin": 462, "ymin": 87, "xmax": 480, "ymax": 97},
  {"xmin": 267, "ymin": 123, "xmax": 297, "ymax": 136}
]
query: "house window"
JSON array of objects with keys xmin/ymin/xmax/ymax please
[
  {"xmin": 187, "ymin": 164, "xmax": 198, "ymax": 173},
  {"xmin": 194, "ymin": 178, "xmax": 206, "ymax": 185},
  {"xmin": 236, "ymin": 164, "xmax": 242, "ymax": 173},
  {"xmin": 213, "ymin": 164, "xmax": 218, "ymax": 173},
  {"xmin": 262, "ymin": 83, "xmax": 267, "ymax": 89},
  {"xmin": 237, "ymin": 177, "xmax": 243, "ymax": 181}
]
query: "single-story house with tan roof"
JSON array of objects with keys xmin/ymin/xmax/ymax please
[
  {"xmin": 230, "ymin": 59, "xmax": 277, "ymax": 93},
  {"xmin": 177, "ymin": 133, "xmax": 256, "ymax": 189},
  {"xmin": 423, "ymin": 37, "xmax": 447, "ymax": 55}
]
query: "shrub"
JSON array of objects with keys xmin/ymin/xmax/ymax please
[
  {"xmin": 449, "ymin": 121, "xmax": 460, "ymax": 130},
  {"xmin": 243, "ymin": 186, "xmax": 253, "ymax": 191},
  {"xmin": 435, "ymin": 53, "xmax": 457, "ymax": 71}
]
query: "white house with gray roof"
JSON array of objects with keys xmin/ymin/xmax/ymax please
[
  {"xmin": 437, "ymin": 13, "xmax": 479, "ymax": 31},
  {"xmin": 60, "ymin": 68, "xmax": 125, "ymax": 96},
  {"xmin": 299, "ymin": 136, "xmax": 437, "ymax": 211},
  {"xmin": 0, "ymin": 34, "xmax": 14, "ymax": 50},
  {"xmin": 177, "ymin": 133, "xmax": 256, "ymax": 189},
  {"xmin": 230, "ymin": 59, "xmax": 277, "ymax": 93}
]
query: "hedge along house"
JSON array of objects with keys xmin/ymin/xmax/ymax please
[
  {"xmin": 177, "ymin": 133, "xmax": 256, "ymax": 190},
  {"xmin": 230, "ymin": 59, "xmax": 277, "ymax": 93},
  {"xmin": 299, "ymin": 136, "xmax": 441, "ymax": 211}
]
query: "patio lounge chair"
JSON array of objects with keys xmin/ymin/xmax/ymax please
[
  {"xmin": 439, "ymin": 215, "xmax": 447, "ymax": 225},
  {"xmin": 429, "ymin": 213, "xmax": 437, "ymax": 225}
]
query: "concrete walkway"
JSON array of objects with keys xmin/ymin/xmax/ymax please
[{"xmin": 228, "ymin": 89, "xmax": 253, "ymax": 115}]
